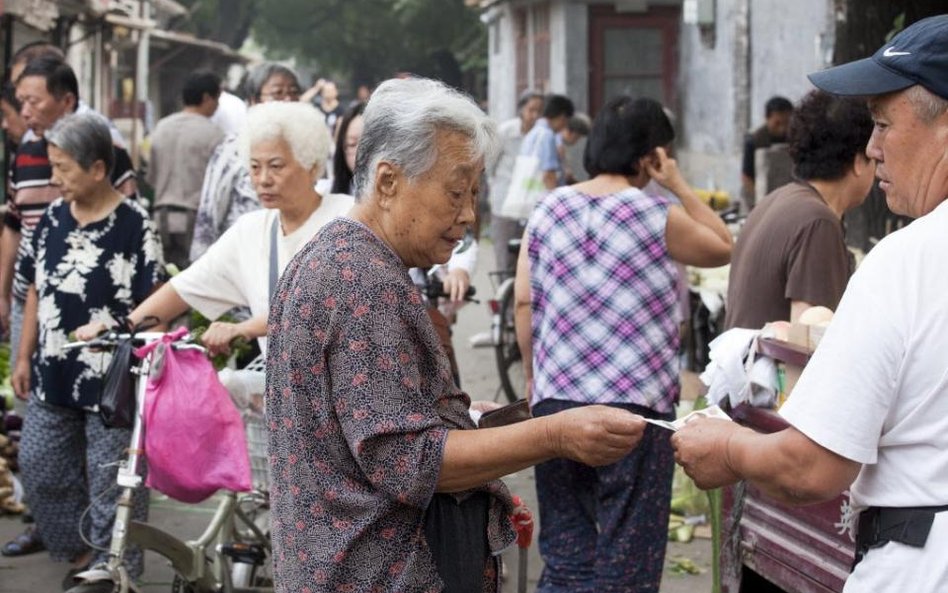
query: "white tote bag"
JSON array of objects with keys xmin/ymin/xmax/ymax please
[
  {"xmin": 501, "ymin": 125, "xmax": 553, "ymax": 221},
  {"xmin": 500, "ymin": 154, "xmax": 546, "ymax": 219}
]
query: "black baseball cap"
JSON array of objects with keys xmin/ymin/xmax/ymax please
[{"xmin": 808, "ymin": 14, "xmax": 948, "ymax": 100}]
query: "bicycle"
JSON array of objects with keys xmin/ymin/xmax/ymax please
[
  {"xmin": 62, "ymin": 331, "xmax": 272, "ymax": 593},
  {"xmin": 487, "ymin": 238, "xmax": 525, "ymax": 403}
]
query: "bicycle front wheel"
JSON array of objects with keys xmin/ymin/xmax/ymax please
[{"xmin": 494, "ymin": 280, "xmax": 526, "ymax": 403}]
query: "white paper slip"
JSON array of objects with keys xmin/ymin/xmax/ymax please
[
  {"xmin": 643, "ymin": 418, "xmax": 679, "ymax": 431},
  {"xmin": 644, "ymin": 405, "xmax": 732, "ymax": 432}
]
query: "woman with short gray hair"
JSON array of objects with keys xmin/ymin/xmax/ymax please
[
  {"xmin": 266, "ymin": 77, "xmax": 647, "ymax": 593},
  {"xmin": 12, "ymin": 111, "xmax": 164, "ymax": 586},
  {"xmin": 77, "ymin": 101, "xmax": 351, "ymax": 356},
  {"xmin": 190, "ymin": 62, "xmax": 304, "ymax": 260}
]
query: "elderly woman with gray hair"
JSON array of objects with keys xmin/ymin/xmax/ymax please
[
  {"xmin": 266, "ymin": 77, "xmax": 646, "ymax": 593},
  {"xmin": 11, "ymin": 112, "xmax": 164, "ymax": 585},
  {"xmin": 77, "ymin": 101, "xmax": 349, "ymax": 355},
  {"xmin": 190, "ymin": 62, "xmax": 305, "ymax": 261}
]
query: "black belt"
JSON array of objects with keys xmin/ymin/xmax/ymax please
[{"xmin": 853, "ymin": 504, "xmax": 948, "ymax": 570}]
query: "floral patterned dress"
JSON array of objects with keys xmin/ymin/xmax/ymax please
[
  {"xmin": 20, "ymin": 197, "xmax": 165, "ymax": 410},
  {"xmin": 266, "ymin": 218, "xmax": 516, "ymax": 593}
]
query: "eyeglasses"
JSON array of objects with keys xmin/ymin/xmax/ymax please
[{"xmin": 260, "ymin": 88, "xmax": 301, "ymax": 101}]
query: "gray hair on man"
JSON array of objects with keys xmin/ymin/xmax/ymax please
[
  {"xmin": 904, "ymin": 85, "xmax": 948, "ymax": 123},
  {"xmin": 238, "ymin": 101, "xmax": 331, "ymax": 175},
  {"xmin": 46, "ymin": 112, "xmax": 115, "ymax": 174},
  {"xmin": 352, "ymin": 77, "xmax": 498, "ymax": 200}
]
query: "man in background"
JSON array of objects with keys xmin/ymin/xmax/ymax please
[
  {"xmin": 741, "ymin": 95, "xmax": 793, "ymax": 209},
  {"xmin": 147, "ymin": 70, "xmax": 224, "ymax": 269}
]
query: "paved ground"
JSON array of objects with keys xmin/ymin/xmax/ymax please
[{"xmin": 0, "ymin": 247, "xmax": 713, "ymax": 592}]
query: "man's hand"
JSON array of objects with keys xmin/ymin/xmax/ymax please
[
  {"xmin": 548, "ymin": 405, "xmax": 645, "ymax": 466},
  {"xmin": 441, "ymin": 269, "xmax": 471, "ymax": 303},
  {"xmin": 201, "ymin": 321, "xmax": 247, "ymax": 357},
  {"xmin": 12, "ymin": 358, "xmax": 30, "ymax": 401},
  {"xmin": 671, "ymin": 417, "xmax": 745, "ymax": 489}
]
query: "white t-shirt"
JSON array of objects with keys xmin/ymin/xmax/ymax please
[
  {"xmin": 171, "ymin": 194, "xmax": 354, "ymax": 352},
  {"xmin": 211, "ymin": 91, "xmax": 248, "ymax": 137},
  {"xmin": 780, "ymin": 198, "xmax": 948, "ymax": 592}
]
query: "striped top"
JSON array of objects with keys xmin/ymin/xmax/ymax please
[{"xmin": 526, "ymin": 185, "xmax": 681, "ymax": 413}]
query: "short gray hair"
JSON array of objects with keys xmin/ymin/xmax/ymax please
[
  {"xmin": 239, "ymin": 102, "xmax": 331, "ymax": 175},
  {"xmin": 243, "ymin": 62, "xmax": 300, "ymax": 102},
  {"xmin": 905, "ymin": 85, "xmax": 948, "ymax": 123},
  {"xmin": 46, "ymin": 112, "xmax": 114, "ymax": 174},
  {"xmin": 352, "ymin": 77, "xmax": 498, "ymax": 199}
]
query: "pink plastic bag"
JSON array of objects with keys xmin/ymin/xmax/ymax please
[{"xmin": 135, "ymin": 329, "xmax": 252, "ymax": 503}]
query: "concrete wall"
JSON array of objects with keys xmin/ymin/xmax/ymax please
[
  {"xmin": 550, "ymin": 0, "xmax": 589, "ymax": 114},
  {"xmin": 676, "ymin": 0, "xmax": 748, "ymax": 197},
  {"xmin": 749, "ymin": 0, "xmax": 834, "ymax": 129},
  {"xmin": 676, "ymin": 0, "xmax": 834, "ymax": 200},
  {"xmin": 486, "ymin": 4, "xmax": 518, "ymax": 120},
  {"xmin": 487, "ymin": 0, "xmax": 589, "ymax": 120},
  {"xmin": 483, "ymin": 0, "xmax": 836, "ymax": 199}
]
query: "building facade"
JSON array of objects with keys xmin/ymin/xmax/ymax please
[{"xmin": 478, "ymin": 0, "xmax": 835, "ymax": 199}]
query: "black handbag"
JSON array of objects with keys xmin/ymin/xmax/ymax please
[{"xmin": 99, "ymin": 317, "xmax": 158, "ymax": 429}]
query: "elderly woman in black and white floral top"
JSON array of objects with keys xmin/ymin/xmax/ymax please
[{"xmin": 11, "ymin": 112, "xmax": 164, "ymax": 586}]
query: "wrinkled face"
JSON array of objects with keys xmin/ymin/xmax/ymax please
[
  {"xmin": 257, "ymin": 73, "xmax": 300, "ymax": 104},
  {"xmin": 48, "ymin": 144, "xmax": 104, "ymax": 202},
  {"xmin": 16, "ymin": 75, "xmax": 74, "ymax": 137},
  {"xmin": 849, "ymin": 153, "xmax": 877, "ymax": 211},
  {"xmin": 343, "ymin": 115, "xmax": 364, "ymax": 174},
  {"xmin": 1, "ymin": 98, "xmax": 27, "ymax": 145},
  {"xmin": 766, "ymin": 110, "xmax": 792, "ymax": 140},
  {"xmin": 381, "ymin": 131, "xmax": 479, "ymax": 268},
  {"xmin": 249, "ymin": 136, "xmax": 317, "ymax": 212},
  {"xmin": 867, "ymin": 91, "xmax": 948, "ymax": 218},
  {"xmin": 520, "ymin": 97, "xmax": 543, "ymax": 130}
]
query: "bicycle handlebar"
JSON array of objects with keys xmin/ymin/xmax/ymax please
[
  {"xmin": 424, "ymin": 277, "xmax": 479, "ymax": 304},
  {"xmin": 62, "ymin": 330, "xmax": 204, "ymax": 353}
]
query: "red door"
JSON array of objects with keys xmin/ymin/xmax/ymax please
[{"xmin": 588, "ymin": 5, "xmax": 680, "ymax": 115}]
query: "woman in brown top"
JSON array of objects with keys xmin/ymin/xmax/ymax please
[{"xmin": 725, "ymin": 90, "xmax": 876, "ymax": 330}]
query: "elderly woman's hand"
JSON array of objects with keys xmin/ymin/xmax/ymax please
[
  {"xmin": 670, "ymin": 417, "xmax": 745, "ymax": 489},
  {"xmin": 441, "ymin": 269, "xmax": 471, "ymax": 303},
  {"xmin": 75, "ymin": 321, "xmax": 109, "ymax": 343},
  {"xmin": 549, "ymin": 405, "xmax": 646, "ymax": 466},
  {"xmin": 201, "ymin": 321, "xmax": 248, "ymax": 357},
  {"xmin": 12, "ymin": 358, "xmax": 30, "ymax": 401}
]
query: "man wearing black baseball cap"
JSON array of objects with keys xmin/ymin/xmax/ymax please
[{"xmin": 670, "ymin": 15, "xmax": 948, "ymax": 592}]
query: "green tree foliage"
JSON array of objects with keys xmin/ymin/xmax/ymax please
[
  {"xmin": 172, "ymin": 0, "xmax": 259, "ymax": 49},
  {"xmin": 251, "ymin": 0, "xmax": 487, "ymax": 93}
]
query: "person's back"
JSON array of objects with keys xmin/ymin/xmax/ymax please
[
  {"xmin": 149, "ymin": 110, "xmax": 223, "ymax": 210},
  {"xmin": 725, "ymin": 181, "xmax": 850, "ymax": 329},
  {"xmin": 147, "ymin": 70, "xmax": 225, "ymax": 268},
  {"xmin": 529, "ymin": 185, "xmax": 680, "ymax": 409}
]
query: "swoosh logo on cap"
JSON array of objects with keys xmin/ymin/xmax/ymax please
[{"xmin": 883, "ymin": 47, "xmax": 911, "ymax": 57}]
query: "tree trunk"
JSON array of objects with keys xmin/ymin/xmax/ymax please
[{"xmin": 836, "ymin": 0, "xmax": 943, "ymax": 250}]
